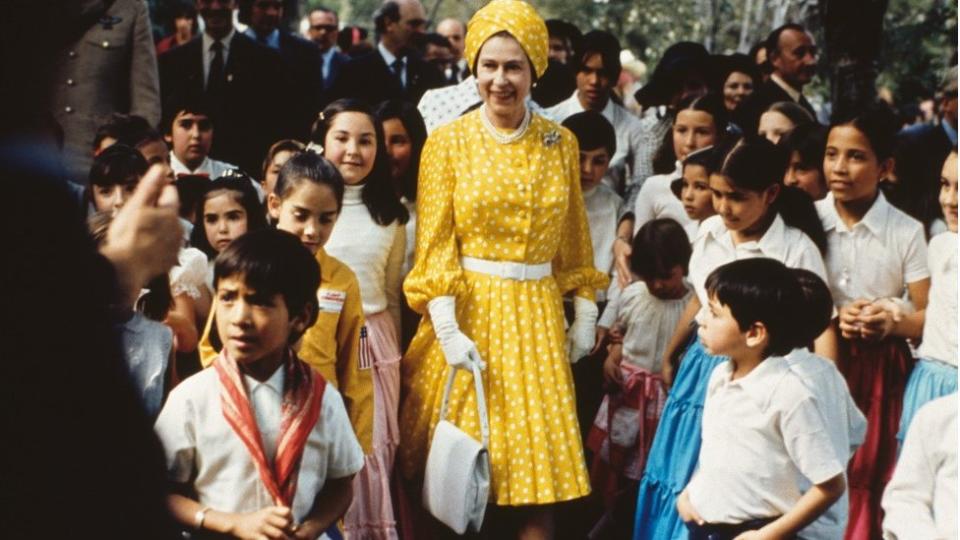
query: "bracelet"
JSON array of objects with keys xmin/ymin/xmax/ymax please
[{"xmin": 194, "ymin": 507, "xmax": 211, "ymax": 530}]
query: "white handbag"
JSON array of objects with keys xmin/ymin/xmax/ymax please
[{"xmin": 423, "ymin": 362, "xmax": 491, "ymax": 534}]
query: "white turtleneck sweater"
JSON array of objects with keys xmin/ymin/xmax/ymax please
[{"xmin": 325, "ymin": 184, "xmax": 406, "ymax": 330}]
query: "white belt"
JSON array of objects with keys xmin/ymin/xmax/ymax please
[{"xmin": 461, "ymin": 256, "xmax": 552, "ymax": 281}]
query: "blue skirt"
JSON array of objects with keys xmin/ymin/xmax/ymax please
[
  {"xmin": 897, "ymin": 358, "xmax": 957, "ymax": 443},
  {"xmin": 633, "ymin": 335, "xmax": 726, "ymax": 540}
]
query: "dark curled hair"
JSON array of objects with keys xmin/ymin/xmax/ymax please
[
  {"xmin": 791, "ymin": 268, "xmax": 834, "ymax": 348},
  {"xmin": 704, "ymin": 257, "xmax": 804, "ymax": 357},
  {"xmin": 562, "ymin": 110, "xmax": 616, "ymax": 156},
  {"xmin": 214, "ymin": 228, "xmax": 321, "ymax": 338},
  {"xmin": 630, "ymin": 218, "xmax": 692, "ymax": 280},
  {"xmin": 190, "ymin": 173, "xmax": 268, "ymax": 258},
  {"xmin": 375, "ymin": 99, "xmax": 427, "ymax": 202},
  {"xmin": 653, "ymin": 93, "xmax": 729, "ymax": 175},
  {"xmin": 310, "ymin": 99, "xmax": 409, "ymax": 225},
  {"xmin": 718, "ymin": 136, "xmax": 827, "ymax": 254},
  {"xmin": 829, "ymin": 100, "xmax": 899, "ymax": 161},
  {"xmin": 274, "ymin": 150, "xmax": 346, "ymax": 212}
]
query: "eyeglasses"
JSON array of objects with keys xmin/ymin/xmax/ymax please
[{"xmin": 311, "ymin": 24, "xmax": 338, "ymax": 32}]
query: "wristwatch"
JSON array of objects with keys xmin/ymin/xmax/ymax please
[{"xmin": 194, "ymin": 507, "xmax": 212, "ymax": 530}]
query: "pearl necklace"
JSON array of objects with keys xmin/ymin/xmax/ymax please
[{"xmin": 479, "ymin": 104, "xmax": 531, "ymax": 145}]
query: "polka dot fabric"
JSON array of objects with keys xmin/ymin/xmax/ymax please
[
  {"xmin": 464, "ymin": 0, "xmax": 549, "ymax": 79},
  {"xmin": 399, "ymin": 110, "xmax": 609, "ymax": 506}
]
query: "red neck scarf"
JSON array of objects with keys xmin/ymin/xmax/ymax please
[{"xmin": 214, "ymin": 350, "xmax": 326, "ymax": 507}]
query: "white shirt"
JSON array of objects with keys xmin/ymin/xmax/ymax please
[
  {"xmin": 325, "ymin": 184, "xmax": 405, "ymax": 328},
  {"xmin": 631, "ymin": 164, "xmax": 693, "ymax": 235},
  {"xmin": 155, "ymin": 367, "xmax": 364, "ymax": 522},
  {"xmin": 169, "ymin": 153, "xmax": 264, "ymax": 201},
  {"xmin": 882, "ymin": 393, "xmax": 958, "ymax": 540},
  {"xmin": 584, "ymin": 183, "xmax": 622, "ymax": 301},
  {"xmin": 688, "ymin": 214, "xmax": 828, "ymax": 308},
  {"xmin": 202, "ymin": 29, "xmax": 236, "ymax": 87},
  {"xmin": 378, "ymin": 41, "xmax": 406, "ymax": 88},
  {"xmin": 119, "ymin": 312, "xmax": 173, "ymax": 420},
  {"xmin": 817, "ymin": 192, "xmax": 929, "ymax": 308},
  {"xmin": 919, "ymin": 232, "xmax": 958, "ymax": 366},
  {"xmin": 600, "ymin": 280, "xmax": 691, "ymax": 373},
  {"xmin": 545, "ymin": 91, "xmax": 647, "ymax": 193},
  {"xmin": 417, "ymin": 76, "xmax": 544, "ymax": 134},
  {"xmin": 688, "ymin": 356, "xmax": 844, "ymax": 524},
  {"xmin": 786, "ymin": 348, "xmax": 868, "ymax": 540}
]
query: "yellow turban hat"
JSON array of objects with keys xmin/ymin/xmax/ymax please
[{"xmin": 464, "ymin": 0, "xmax": 549, "ymax": 79}]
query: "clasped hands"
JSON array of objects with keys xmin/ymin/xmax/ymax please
[{"xmin": 838, "ymin": 297, "xmax": 911, "ymax": 341}]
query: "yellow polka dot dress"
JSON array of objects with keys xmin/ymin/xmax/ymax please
[{"xmin": 399, "ymin": 110, "xmax": 610, "ymax": 506}]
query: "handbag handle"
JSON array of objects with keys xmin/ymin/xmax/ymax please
[{"xmin": 438, "ymin": 363, "xmax": 490, "ymax": 449}]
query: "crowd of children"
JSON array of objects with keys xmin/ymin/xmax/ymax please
[{"xmin": 67, "ymin": 12, "xmax": 958, "ymax": 540}]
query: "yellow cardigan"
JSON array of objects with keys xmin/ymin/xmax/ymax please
[{"xmin": 199, "ymin": 248, "xmax": 374, "ymax": 453}]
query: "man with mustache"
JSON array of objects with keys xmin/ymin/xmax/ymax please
[{"xmin": 756, "ymin": 23, "xmax": 820, "ymax": 119}]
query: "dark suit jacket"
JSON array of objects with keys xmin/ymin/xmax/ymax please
[
  {"xmin": 159, "ymin": 32, "xmax": 297, "ymax": 176},
  {"xmin": 276, "ymin": 31, "xmax": 323, "ymax": 138},
  {"xmin": 891, "ymin": 121, "xmax": 955, "ymax": 230},
  {"xmin": 323, "ymin": 49, "xmax": 350, "ymax": 91},
  {"xmin": 326, "ymin": 46, "xmax": 446, "ymax": 107},
  {"xmin": 756, "ymin": 78, "xmax": 817, "ymax": 119}
]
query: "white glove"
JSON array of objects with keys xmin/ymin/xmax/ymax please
[
  {"xmin": 566, "ymin": 296, "xmax": 599, "ymax": 363},
  {"xmin": 428, "ymin": 296, "xmax": 485, "ymax": 370}
]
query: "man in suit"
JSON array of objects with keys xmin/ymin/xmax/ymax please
[
  {"xmin": 52, "ymin": 0, "xmax": 161, "ymax": 183},
  {"xmin": 159, "ymin": 0, "xmax": 295, "ymax": 176},
  {"xmin": 327, "ymin": 0, "xmax": 445, "ymax": 106},
  {"xmin": 240, "ymin": 0, "xmax": 322, "ymax": 138},
  {"xmin": 755, "ymin": 23, "xmax": 819, "ymax": 119},
  {"xmin": 437, "ymin": 18, "xmax": 468, "ymax": 82},
  {"xmin": 307, "ymin": 7, "xmax": 350, "ymax": 92}
]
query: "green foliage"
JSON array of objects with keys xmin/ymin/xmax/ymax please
[{"xmin": 878, "ymin": 0, "xmax": 957, "ymax": 106}]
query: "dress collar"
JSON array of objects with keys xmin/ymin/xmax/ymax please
[
  {"xmin": 343, "ymin": 183, "xmax": 364, "ymax": 205},
  {"xmin": 819, "ymin": 191, "xmax": 891, "ymax": 238},
  {"xmin": 714, "ymin": 355, "xmax": 791, "ymax": 411}
]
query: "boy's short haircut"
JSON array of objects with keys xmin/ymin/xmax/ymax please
[
  {"xmin": 630, "ymin": 218, "xmax": 692, "ymax": 280},
  {"xmin": 88, "ymin": 144, "xmax": 148, "ymax": 186},
  {"xmin": 161, "ymin": 95, "xmax": 214, "ymax": 135},
  {"xmin": 791, "ymin": 268, "xmax": 834, "ymax": 348},
  {"xmin": 92, "ymin": 113, "xmax": 155, "ymax": 151},
  {"xmin": 214, "ymin": 229, "xmax": 320, "ymax": 329},
  {"xmin": 704, "ymin": 258, "xmax": 803, "ymax": 357},
  {"xmin": 562, "ymin": 110, "xmax": 616, "ymax": 156}
]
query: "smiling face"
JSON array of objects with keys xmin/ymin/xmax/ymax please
[
  {"xmin": 215, "ymin": 275, "xmax": 304, "ymax": 373},
  {"xmin": 203, "ymin": 191, "xmax": 249, "ymax": 254},
  {"xmin": 167, "ymin": 111, "xmax": 213, "ymax": 170},
  {"xmin": 673, "ymin": 109, "xmax": 717, "ymax": 162},
  {"xmin": 823, "ymin": 124, "xmax": 889, "ymax": 204},
  {"xmin": 709, "ymin": 173, "xmax": 777, "ymax": 234},
  {"xmin": 940, "ymin": 152, "xmax": 958, "ymax": 232},
  {"xmin": 576, "ymin": 53, "xmax": 613, "ymax": 111},
  {"xmin": 476, "ymin": 34, "xmax": 533, "ymax": 125},
  {"xmin": 680, "ymin": 163, "xmax": 714, "ymax": 221},
  {"xmin": 722, "ymin": 71, "xmax": 754, "ymax": 111},
  {"xmin": 323, "ymin": 111, "xmax": 377, "ymax": 185},
  {"xmin": 758, "ymin": 110, "xmax": 794, "ymax": 144},
  {"xmin": 268, "ymin": 181, "xmax": 339, "ymax": 254}
]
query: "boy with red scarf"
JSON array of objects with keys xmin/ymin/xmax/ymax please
[{"xmin": 155, "ymin": 229, "xmax": 363, "ymax": 539}]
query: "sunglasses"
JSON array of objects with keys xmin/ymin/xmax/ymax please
[{"xmin": 311, "ymin": 23, "xmax": 337, "ymax": 32}]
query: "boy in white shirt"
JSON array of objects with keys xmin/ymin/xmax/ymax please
[
  {"xmin": 155, "ymin": 229, "xmax": 363, "ymax": 539},
  {"xmin": 677, "ymin": 258, "xmax": 846, "ymax": 539}
]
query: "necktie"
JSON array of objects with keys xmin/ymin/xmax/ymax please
[
  {"xmin": 391, "ymin": 58, "xmax": 404, "ymax": 89},
  {"xmin": 208, "ymin": 40, "xmax": 225, "ymax": 95}
]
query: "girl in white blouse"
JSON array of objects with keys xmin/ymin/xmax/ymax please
[
  {"xmin": 634, "ymin": 136, "xmax": 831, "ymax": 540},
  {"xmin": 311, "ymin": 99, "xmax": 409, "ymax": 540},
  {"xmin": 816, "ymin": 103, "xmax": 931, "ymax": 540}
]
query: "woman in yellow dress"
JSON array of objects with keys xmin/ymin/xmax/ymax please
[{"xmin": 399, "ymin": 1, "xmax": 609, "ymax": 536}]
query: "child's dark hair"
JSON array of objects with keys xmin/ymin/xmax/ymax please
[
  {"xmin": 274, "ymin": 150, "xmax": 346, "ymax": 212},
  {"xmin": 374, "ymin": 99, "xmax": 428, "ymax": 202},
  {"xmin": 92, "ymin": 114, "xmax": 156, "ymax": 151},
  {"xmin": 562, "ymin": 110, "xmax": 617, "ymax": 157},
  {"xmin": 86, "ymin": 144, "xmax": 148, "ymax": 208},
  {"xmin": 88, "ymin": 211, "xmax": 172, "ymax": 322},
  {"xmin": 829, "ymin": 100, "xmax": 899, "ymax": 161},
  {"xmin": 573, "ymin": 30, "xmax": 622, "ymax": 80},
  {"xmin": 718, "ymin": 135, "xmax": 827, "ymax": 254},
  {"xmin": 778, "ymin": 122, "xmax": 828, "ymax": 171},
  {"xmin": 764, "ymin": 101, "xmax": 815, "ymax": 129},
  {"xmin": 190, "ymin": 173, "xmax": 268, "ymax": 258},
  {"xmin": 670, "ymin": 141, "xmax": 731, "ymax": 199},
  {"xmin": 653, "ymin": 93, "xmax": 729, "ymax": 175},
  {"xmin": 704, "ymin": 257, "xmax": 804, "ymax": 357},
  {"xmin": 261, "ymin": 139, "xmax": 306, "ymax": 178},
  {"xmin": 630, "ymin": 218, "xmax": 692, "ymax": 280},
  {"xmin": 310, "ymin": 99, "xmax": 409, "ymax": 226},
  {"xmin": 790, "ymin": 268, "xmax": 834, "ymax": 348},
  {"xmin": 214, "ymin": 228, "xmax": 321, "ymax": 336},
  {"xmin": 161, "ymin": 97, "xmax": 213, "ymax": 136}
]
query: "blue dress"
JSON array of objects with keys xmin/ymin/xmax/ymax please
[
  {"xmin": 898, "ymin": 358, "xmax": 957, "ymax": 443},
  {"xmin": 634, "ymin": 331, "xmax": 725, "ymax": 540}
]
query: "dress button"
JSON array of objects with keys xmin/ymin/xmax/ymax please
[
  {"xmin": 101, "ymin": 40, "xmax": 110, "ymax": 48},
  {"xmin": 66, "ymin": 79, "xmax": 75, "ymax": 86},
  {"xmin": 64, "ymin": 106, "xmax": 74, "ymax": 113},
  {"xmin": 68, "ymin": 50, "xmax": 77, "ymax": 58}
]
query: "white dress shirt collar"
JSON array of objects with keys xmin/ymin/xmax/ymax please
[
  {"xmin": 819, "ymin": 191, "xmax": 892, "ymax": 238},
  {"xmin": 378, "ymin": 41, "xmax": 406, "ymax": 87},
  {"xmin": 705, "ymin": 212, "xmax": 790, "ymax": 263},
  {"xmin": 712, "ymin": 355, "xmax": 792, "ymax": 412}
]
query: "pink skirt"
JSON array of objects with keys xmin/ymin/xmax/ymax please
[
  {"xmin": 342, "ymin": 311, "xmax": 401, "ymax": 540},
  {"xmin": 586, "ymin": 363, "xmax": 666, "ymax": 507}
]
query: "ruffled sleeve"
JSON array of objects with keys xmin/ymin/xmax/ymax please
[
  {"xmin": 402, "ymin": 126, "xmax": 464, "ymax": 314},
  {"xmin": 169, "ymin": 247, "xmax": 209, "ymax": 300},
  {"xmin": 551, "ymin": 129, "xmax": 611, "ymax": 300}
]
